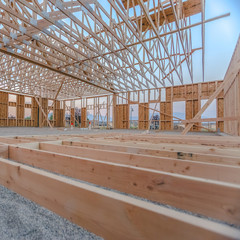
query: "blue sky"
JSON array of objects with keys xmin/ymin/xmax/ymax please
[
  {"xmin": 193, "ymin": 0, "xmax": 240, "ymax": 82},
  {"xmin": 100, "ymin": 0, "xmax": 240, "ymax": 118},
  {"xmin": 173, "ymin": 0, "xmax": 240, "ymax": 117},
  {"xmin": 62, "ymin": 0, "xmax": 239, "ymax": 85}
]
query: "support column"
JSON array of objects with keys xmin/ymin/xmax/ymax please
[
  {"xmin": 39, "ymin": 97, "xmax": 42, "ymax": 128},
  {"xmin": 112, "ymin": 93, "xmax": 117, "ymax": 129}
]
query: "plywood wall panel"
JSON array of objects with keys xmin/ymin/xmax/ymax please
[
  {"xmin": 139, "ymin": 103, "xmax": 149, "ymax": 130},
  {"xmin": 0, "ymin": 92, "xmax": 8, "ymax": 125},
  {"xmin": 8, "ymin": 119, "xmax": 16, "ymax": 127},
  {"xmin": 32, "ymin": 98, "xmax": 39, "ymax": 127},
  {"xmin": 224, "ymin": 37, "xmax": 240, "ymax": 136},
  {"xmin": 17, "ymin": 95, "xmax": 24, "ymax": 127},
  {"xmin": 41, "ymin": 98, "xmax": 48, "ymax": 127},
  {"xmin": 55, "ymin": 101, "xmax": 64, "ymax": 127},
  {"xmin": 224, "ymin": 72, "xmax": 240, "ymax": 135},
  {"xmin": 116, "ymin": 104, "xmax": 129, "ymax": 129},
  {"xmin": 81, "ymin": 108, "xmax": 87, "ymax": 128},
  {"xmin": 166, "ymin": 87, "xmax": 172, "ymax": 102},
  {"xmin": 0, "ymin": 78, "xmax": 226, "ymax": 131},
  {"xmin": 70, "ymin": 108, "xmax": 75, "ymax": 126},
  {"xmin": 160, "ymin": 102, "xmax": 172, "ymax": 130}
]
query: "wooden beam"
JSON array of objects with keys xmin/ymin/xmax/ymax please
[
  {"xmin": 224, "ymin": 36, "xmax": 240, "ymax": 136},
  {"xmin": 62, "ymin": 140, "xmax": 240, "ymax": 166},
  {"xmin": 106, "ymin": 134, "xmax": 240, "ymax": 141},
  {"xmin": 105, "ymin": 135, "xmax": 240, "ymax": 148},
  {"xmin": 1, "ymin": 158, "xmax": 239, "ymax": 240},
  {"xmin": 182, "ymin": 82, "xmax": 225, "ymax": 135},
  {"xmin": 8, "ymin": 145, "xmax": 240, "ymax": 225},
  {"xmin": 34, "ymin": 97, "xmax": 53, "ymax": 128},
  {"xmin": 0, "ymin": 137, "xmax": 32, "ymax": 144},
  {"xmin": 134, "ymin": 0, "xmax": 201, "ymax": 32},
  {"xmin": 121, "ymin": 0, "xmax": 148, "ymax": 9},
  {"xmin": 65, "ymin": 136, "xmax": 240, "ymax": 158},
  {"xmin": 117, "ymin": 93, "xmax": 213, "ymax": 132},
  {"xmin": 39, "ymin": 142, "xmax": 240, "ymax": 183},
  {"xmin": 0, "ymin": 48, "xmax": 113, "ymax": 94},
  {"xmin": 0, "ymin": 144, "xmax": 8, "ymax": 158},
  {"xmin": 182, "ymin": 36, "xmax": 240, "ymax": 135},
  {"xmin": 41, "ymin": 82, "xmax": 64, "ymax": 126},
  {"xmin": 182, "ymin": 116, "xmax": 240, "ymax": 123}
]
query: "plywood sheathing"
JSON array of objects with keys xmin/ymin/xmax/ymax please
[
  {"xmin": 133, "ymin": 0, "xmax": 202, "ymax": 32},
  {"xmin": 81, "ymin": 108, "xmax": 87, "ymax": 128},
  {"xmin": 0, "ymin": 92, "xmax": 66, "ymax": 128},
  {"xmin": 225, "ymin": 69, "xmax": 240, "ymax": 135},
  {"xmin": 0, "ymin": 92, "xmax": 8, "ymax": 127},
  {"xmin": 224, "ymin": 36, "xmax": 240, "ymax": 136},
  {"xmin": 0, "ymin": 79, "xmax": 226, "ymax": 131},
  {"xmin": 116, "ymin": 104, "xmax": 129, "ymax": 129},
  {"xmin": 139, "ymin": 103, "xmax": 149, "ymax": 130}
]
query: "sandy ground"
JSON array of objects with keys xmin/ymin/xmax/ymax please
[{"xmin": 0, "ymin": 185, "xmax": 103, "ymax": 240}]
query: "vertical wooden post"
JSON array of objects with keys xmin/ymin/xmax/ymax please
[
  {"xmin": 107, "ymin": 96, "xmax": 109, "ymax": 128},
  {"xmin": 35, "ymin": 97, "xmax": 53, "ymax": 128},
  {"xmin": 63, "ymin": 101, "xmax": 66, "ymax": 127},
  {"xmin": 112, "ymin": 93, "xmax": 117, "ymax": 129},
  {"xmin": 6, "ymin": 93, "xmax": 9, "ymax": 127},
  {"xmin": 128, "ymin": 91, "xmax": 131, "ymax": 129},
  {"xmin": 39, "ymin": 97, "xmax": 42, "ymax": 128},
  {"xmin": 182, "ymin": 81, "xmax": 225, "ymax": 135},
  {"xmin": 97, "ymin": 97, "xmax": 100, "ymax": 128},
  {"xmin": 170, "ymin": 86, "xmax": 173, "ymax": 130}
]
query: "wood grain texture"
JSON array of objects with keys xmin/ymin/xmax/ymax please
[
  {"xmin": 0, "ymin": 158, "xmax": 240, "ymax": 240},
  {"xmin": 8, "ymin": 145, "xmax": 240, "ymax": 225},
  {"xmin": 39, "ymin": 142, "xmax": 240, "ymax": 183},
  {"xmin": 0, "ymin": 144, "xmax": 8, "ymax": 158},
  {"xmin": 62, "ymin": 140, "xmax": 240, "ymax": 166},
  {"xmin": 134, "ymin": 0, "xmax": 201, "ymax": 31}
]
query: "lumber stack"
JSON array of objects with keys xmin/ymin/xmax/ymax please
[{"xmin": 0, "ymin": 133, "xmax": 240, "ymax": 239}]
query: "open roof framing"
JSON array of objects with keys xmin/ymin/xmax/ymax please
[{"xmin": 0, "ymin": 0, "xmax": 228, "ymax": 99}]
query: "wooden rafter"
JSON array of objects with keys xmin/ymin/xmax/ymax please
[{"xmin": 0, "ymin": 0, "xmax": 229, "ymax": 99}]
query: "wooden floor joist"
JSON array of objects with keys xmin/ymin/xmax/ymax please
[
  {"xmin": 0, "ymin": 158, "xmax": 239, "ymax": 240},
  {"xmin": 8, "ymin": 145, "xmax": 240, "ymax": 225},
  {"xmin": 0, "ymin": 132, "xmax": 239, "ymax": 238},
  {"xmin": 104, "ymin": 135, "xmax": 240, "ymax": 147},
  {"xmin": 0, "ymin": 144, "xmax": 8, "ymax": 158},
  {"xmin": 62, "ymin": 140, "xmax": 240, "ymax": 166},
  {"xmin": 39, "ymin": 142, "xmax": 240, "ymax": 183},
  {"xmin": 0, "ymin": 137, "xmax": 33, "ymax": 144},
  {"xmin": 62, "ymin": 136, "xmax": 240, "ymax": 157},
  {"xmin": 72, "ymin": 133, "xmax": 240, "ymax": 147}
]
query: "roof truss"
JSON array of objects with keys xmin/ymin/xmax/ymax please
[{"xmin": 0, "ymin": 0, "xmax": 205, "ymax": 99}]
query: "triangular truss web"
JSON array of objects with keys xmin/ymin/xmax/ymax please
[{"xmin": 0, "ymin": 0, "xmax": 205, "ymax": 99}]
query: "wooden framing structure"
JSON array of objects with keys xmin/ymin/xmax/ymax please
[
  {"xmin": 0, "ymin": 0, "xmax": 230, "ymax": 99},
  {"xmin": 0, "ymin": 79, "xmax": 224, "ymax": 131},
  {"xmin": 0, "ymin": 91, "xmax": 65, "ymax": 127},
  {"xmin": 0, "ymin": 0, "xmax": 236, "ymax": 134},
  {"xmin": 224, "ymin": 37, "xmax": 240, "ymax": 136},
  {"xmin": 0, "ymin": 0, "xmax": 239, "ymax": 237},
  {"xmin": 58, "ymin": 80, "xmax": 224, "ymax": 131},
  {"xmin": 0, "ymin": 132, "xmax": 239, "ymax": 239}
]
